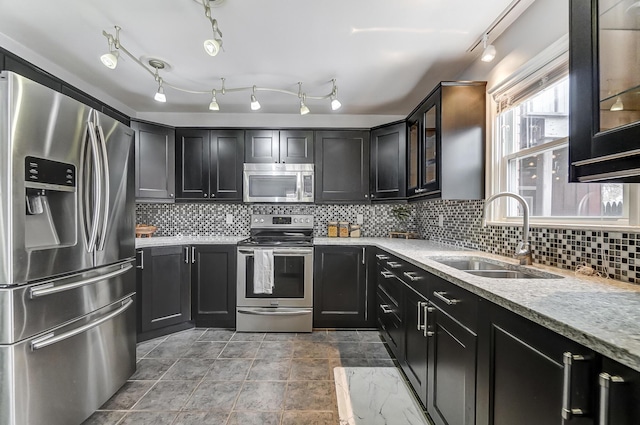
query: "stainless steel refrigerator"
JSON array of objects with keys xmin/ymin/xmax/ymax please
[{"xmin": 0, "ymin": 71, "xmax": 136, "ymax": 425}]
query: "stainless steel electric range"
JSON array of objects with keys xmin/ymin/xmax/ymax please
[{"xmin": 236, "ymin": 215, "xmax": 314, "ymax": 332}]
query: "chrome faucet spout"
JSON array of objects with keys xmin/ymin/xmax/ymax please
[{"xmin": 482, "ymin": 192, "xmax": 532, "ymax": 265}]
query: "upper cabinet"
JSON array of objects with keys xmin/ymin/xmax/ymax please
[
  {"xmin": 569, "ymin": 0, "xmax": 640, "ymax": 182},
  {"xmin": 176, "ymin": 129, "xmax": 244, "ymax": 201},
  {"xmin": 370, "ymin": 122, "xmax": 407, "ymax": 200},
  {"xmin": 132, "ymin": 121, "xmax": 176, "ymax": 202},
  {"xmin": 407, "ymin": 82, "xmax": 486, "ymax": 200},
  {"xmin": 245, "ymin": 129, "xmax": 313, "ymax": 163},
  {"xmin": 315, "ymin": 130, "xmax": 370, "ymax": 203}
]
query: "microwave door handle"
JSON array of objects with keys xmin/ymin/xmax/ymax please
[
  {"xmin": 86, "ymin": 116, "xmax": 102, "ymax": 253},
  {"xmin": 297, "ymin": 173, "xmax": 303, "ymax": 202},
  {"xmin": 95, "ymin": 122, "xmax": 110, "ymax": 252}
]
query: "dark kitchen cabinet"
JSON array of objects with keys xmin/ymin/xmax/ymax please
[
  {"xmin": 404, "ymin": 287, "xmax": 429, "ymax": 407},
  {"xmin": 597, "ymin": 357, "xmax": 640, "ymax": 425},
  {"xmin": 407, "ymin": 82, "xmax": 485, "ymax": 200},
  {"xmin": 313, "ymin": 245, "xmax": 374, "ymax": 328},
  {"xmin": 245, "ymin": 129, "xmax": 313, "ymax": 163},
  {"xmin": 315, "ymin": 130, "xmax": 370, "ymax": 203},
  {"xmin": 476, "ymin": 301, "xmax": 595, "ymax": 425},
  {"xmin": 176, "ymin": 128, "xmax": 244, "ymax": 200},
  {"xmin": 569, "ymin": 0, "xmax": 640, "ymax": 182},
  {"xmin": 132, "ymin": 121, "xmax": 176, "ymax": 202},
  {"xmin": 137, "ymin": 246, "xmax": 191, "ymax": 339},
  {"xmin": 370, "ymin": 121, "xmax": 407, "ymax": 200},
  {"xmin": 191, "ymin": 245, "xmax": 236, "ymax": 328},
  {"xmin": 376, "ymin": 252, "xmax": 404, "ymax": 360}
]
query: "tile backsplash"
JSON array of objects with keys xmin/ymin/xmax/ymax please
[{"xmin": 136, "ymin": 199, "xmax": 640, "ymax": 284}]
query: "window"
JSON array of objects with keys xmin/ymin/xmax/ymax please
[{"xmin": 490, "ymin": 44, "xmax": 636, "ymax": 227}]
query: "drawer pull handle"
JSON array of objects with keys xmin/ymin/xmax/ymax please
[
  {"xmin": 403, "ymin": 271, "xmax": 421, "ymax": 282},
  {"xmin": 433, "ymin": 291, "xmax": 459, "ymax": 305},
  {"xmin": 386, "ymin": 261, "xmax": 402, "ymax": 269},
  {"xmin": 598, "ymin": 372, "xmax": 624, "ymax": 425},
  {"xmin": 380, "ymin": 270, "xmax": 395, "ymax": 279},
  {"xmin": 562, "ymin": 352, "xmax": 590, "ymax": 420},
  {"xmin": 376, "ymin": 254, "xmax": 390, "ymax": 260},
  {"xmin": 380, "ymin": 304, "xmax": 393, "ymax": 314}
]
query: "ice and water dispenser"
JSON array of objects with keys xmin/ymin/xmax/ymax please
[{"xmin": 24, "ymin": 156, "xmax": 77, "ymax": 249}]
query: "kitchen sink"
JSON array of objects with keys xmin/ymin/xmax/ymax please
[{"xmin": 433, "ymin": 257, "xmax": 561, "ymax": 279}]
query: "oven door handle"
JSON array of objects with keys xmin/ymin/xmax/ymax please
[
  {"xmin": 238, "ymin": 248, "xmax": 313, "ymax": 256},
  {"xmin": 237, "ymin": 309, "xmax": 312, "ymax": 316}
]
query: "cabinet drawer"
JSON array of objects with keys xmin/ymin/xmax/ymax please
[
  {"xmin": 430, "ymin": 276, "xmax": 478, "ymax": 333},
  {"xmin": 377, "ymin": 292, "xmax": 403, "ymax": 358},
  {"xmin": 377, "ymin": 269, "xmax": 402, "ymax": 307}
]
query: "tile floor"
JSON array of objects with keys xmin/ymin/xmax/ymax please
[{"xmin": 82, "ymin": 329, "xmax": 395, "ymax": 425}]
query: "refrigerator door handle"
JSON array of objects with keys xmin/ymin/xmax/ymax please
[
  {"xmin": 95, "ymin": 121, "xmax": 110, "ymax": 252},
  {"xmin": 86, "ymin": 118, "xmax": 102, "ymax": 253},
  {"xmin": 29, "ymin": 264, "xmax": 133, "ymax": 299},
  {"xmin": 30, "ymin": 297, "xmax": 134, "ymax": 351}
]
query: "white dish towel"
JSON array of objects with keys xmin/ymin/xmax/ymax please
[{"xmin": 253, "ymin": 249, "xmax": 275, "ymax": 294}]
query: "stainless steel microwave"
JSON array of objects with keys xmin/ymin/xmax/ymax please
[{"xmin": 243, "ymin": 163, "xmax": 314, "ymax": 203}]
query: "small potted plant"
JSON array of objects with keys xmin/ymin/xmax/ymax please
[{"xmin": 391, "ymin": 205, "xmax": 411, "ymax": 233}]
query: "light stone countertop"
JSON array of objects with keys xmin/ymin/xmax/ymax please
[{"xmin": 135, "ymin": 235, "xmax": 640, "ymax": 372}]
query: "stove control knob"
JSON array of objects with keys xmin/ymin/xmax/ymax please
[
  {"xmin": 293, "ymin": 218, "xmax": 298, "ymax": 223},
  {"xmin": 260, "ymin": 219, "xmax": 265, "ymax": 223},
  {"xmin": 254, "ymin": 218, "xmax": 258, "ymax": 222},
  {"xmin": 305, "ymin": 219, "xmax": 311, "ymax": 223}
]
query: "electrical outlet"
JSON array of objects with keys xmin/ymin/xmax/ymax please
[
  {"xmin": 225, "ymin": 214, "xmax": 234, "ymax": 224},
  {"xmin": 438, "ymin": 214, "xmax": 444, "ymax": 227},
  {"xmin": 356, "ymin": 214, "xmax": 364, "ymax": 225}
]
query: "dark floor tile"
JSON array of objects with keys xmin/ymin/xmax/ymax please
[
  {"xmin": 165, "ymin": 329, "xmax": 205, "ymax": 343},
  {"xmin": 205, "ymin": 359, "xmax": 253, "ymax": 381},
  {"xmin": 332, "ymin": 342, "xmax": 366, "ymax": 358},
  {"xmin": 173, "ymin": 411, "xmax": 229, "ymax": 425},
  {"xmin": 366, "ymin": 343, "xmax": 392, "ymax": 359},
  {"xmin": 145, "ymin": 339, "xmax": 192, "ymax": 359},
  {"xmin": 182, "ymin": 341, "xmax": 227, "ymax": 359},
  {"xmin": 99, "ymin": 380, "xmax": 155, "ymax": 410},
  {"xmin": 290, "ymin": 358, "xmax": 331, "ymax": 381},
  {"xmin": 198, "ymin": 329, "xmax": 235, "ymax": 341},
  {"xmin": 330, "ymin": 357, "xmax": 369, "ymax": 369},
  {"xmin": 81, "ymin": 411, "xmax": 125, "ymax": 425},
  {"xmin": 136, "ymin": 339, "xmax": 164, "ymax": 359},
  {"xmin": 235, "ymin": 381, "xmax": 287, "ymax": 411},
  {"xmin": 281, "ymin": 411, "xmax": 338, "ymax": 425},
  {"xmin": 293, "ymin": 341, "xmax": 332, "ymax": 358},
  {"xmin": 227, "ymin": 411, "xmax": 281, "ymax": 425},
  {"xmin": 295, "ymin": 331, "xmax": 328, "ymax": 342},
  {"xmin": 247, "ymin": 358, "xmax": 291, "ymax": 380},
  {"xmin": 327, "ymin": 330, "xmax": 360, "ymax": 341},
  {"xmin": 263, "ymin": 332, "xmax": 297, "ymax": 341},
  {"xmin": 119, "ymin": 412, "xmax": 177, "ymax": 425},
  {"xmin": 285, "ymin": 381, "xmax": 335, "ymax": 411},
  {"xmin": 357, "ymin": 330, "xmax": 384, "ymax": 343},
  {"xmin": 369, "ymin": 358, "xmax": 396, "ymax": 367},
  {"xmin": 162, "ymin": 358, "xmax": 213, "ymax": 380},
  {"xmin": 133, "ymin": 380, "xmax": 198, "ymax": 411},
  {"xmin": 131, "ymin": 358, "xmax": 176, "ymax": 380},
  {"xmin": 231, "ymin": 332, "xmax": 266, "ymax": 341},
  {"xmin": 219, "ymin": 341, "xmax": 261, "ymax": 358},
  {"xmin": 256, "ymin": 341, "xmax": 294, "ymax": 359},
  {"xmin": 183, "ymin": 380, "xmax": 242, "ymax": 412}
]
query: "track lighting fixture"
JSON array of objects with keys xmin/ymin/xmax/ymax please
[
  {"xmin": 300, "ymin": 95, "xmax": 310, "ymax": 115},
  {"xmin": 250, "ymin": 86, "xmax": 261, "ymax": 111},
  {"xmin": 202, "ymin": 0, "xmax": 223, "ymax": 56},
  {"xmin": 481, "ymin": 34, "xmax": 496, "ymax": 62},
  {"xmin": 150, "ymin": 60, "xmax": 167, "ymax": 103},
  {"xmin": 100, "ymin": 26, "xmax": 121, "ymax": 69},
  {"xmin": 330, "ymin": 79, "xmax": 342, "ymax": 110},
  {"xmin": 610, "ymin": 97, "xmax": 624, "ymax": 111},
  {"xmin": 209, "ymin": 89, "xmax": 220, "ymax": 111}
]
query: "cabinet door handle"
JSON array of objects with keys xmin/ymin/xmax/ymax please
[
  {"xmin": 136, "ymin": 251, "xmax": 144, "ymax": 270},
  {"xmin": 417, "ymin": 301, "xmax": 425, "ymax": 331},
  {"xmin": 386, "ymin": 261, "xmax": 402, "ymax": 269},
  {"xmin": 403, "ymin": 271, "xmax": 421, "ymax": 282},
  {"xmin": 362, "ymin": 247, "xmax": 365, "ymax": 264},
  {"xmin": 433, "ymin": 291, "xmax": 459, "ymax": 305},
  {"xmin": 191, "ymin": 247, "xmax": 196, "ymax": 263},
  {"xmin": 184, "ymin": 247, "xmax": 189, "ymax": 263},
  {"xmin": 380, "ymin": 304, "xmax": 393, "ymax": 314},
  {"xmin": 562, "ymin": 352, "xmax": 590, "ymax": 420},
  {"xmin": 376, "ymin": 254, "xmax": 390, "ymax": 260},
  {"xmin": 598, "ymin": 372, "xmax": 624, "ymax": 425},
  {"xmin": 423, "ymin": 304, "xmax": 434, "ymax": 337},
  {"xmin": 380, "ymin": 270, "xmax": 394, "ymax": 279}
]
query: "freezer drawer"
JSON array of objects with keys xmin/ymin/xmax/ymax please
[
  {"xmin": 0, "ymin": 260, "xmax": 135, "ymax": 344},
  {"xmin": 0, "ymin": 294, "xmax": 136, "ymax": 425}
]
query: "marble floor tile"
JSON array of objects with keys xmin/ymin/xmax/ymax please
[
  {"xmin": 263, "ymin": 332, "xmax": 297, "ymax": 341},
  {"xmin": 235, "ymin": 381, "xmax": 287, "ymax": 411},
  {"xmin": 227, "ymin": 411, "xmax": 281, "ymax": 425},
  {"xmin": 285, "ymin": 381, "xmax": 336, "ymax": 411},
  {"xmin": 99, "ymin": 380, "xmax": 155, "ymax": 410},
  {"xmin": 130, "ymin": 358, "xmax": 176, "ymax": 380},
  {"xmin": 205, "ymin": 359, "xmax": 253, "ymax": 381},
  {"xmin": 219, "ymin": 341, "xmax": 261, "ymax": 358},
  {"xmin": 182, "ymin": 341, "xmax": 227, "ymax": 359},
  {"xmin": 173, "ymin": 411, "xmax": 230, "ymax": 425},
  {"xmin": 183, "ymin": 380, "xmax": 242, "ymax": 412},
  {"xmin": 118, "ymin": 412, "xmax": 177, "ymax": 425},
  {"xmin": 81, "ymin": 411, "xmax": 125, "ymax": 425},
  {"xmin": 256, "ymin": 341, "xmax": 294, "ymax": 358},
  {"xmin": 281, "ymin": 411, "xmax": 338, "ymax": 425},
  {"xmin": 197, "ymin": 329, "xmax": 235, "ymax": 341},
  {"xmin": 231, "ymin": 332, "xmax": 266, "ymax": 341},
  {"xmin": 290, "ymin": 358, "xmax": 332, "ymax": 381},
  {"xmin": 247, "ymin": 358, "xmax": 291, "ymax": 380},
  {"xmin": 132, "ymin": 380, "xmax": 198, "ymax": 411},
  {"xmin": 161, "ymin": 358, "xmax": 213, "ymax": 380}
]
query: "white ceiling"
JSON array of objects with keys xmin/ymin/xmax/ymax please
[{"xmin": 0, "ymin": 0, "xmax": 515, "ymax": 118}]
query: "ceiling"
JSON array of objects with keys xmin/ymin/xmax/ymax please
[{"xmin": 0, "ymin": 0, "xmax": 515, "ymax": 117}]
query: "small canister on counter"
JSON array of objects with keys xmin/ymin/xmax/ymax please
[
  {"xmin": 349, "ymin": 224, "xmax": 361, "ymax": 238},
  {"xmin": 339, "ymin": 221, "xmax": 350, "ymax": 237},
  {"xmin": 327, "ymin": 221, "xmax": 339, "ymax": 237}
]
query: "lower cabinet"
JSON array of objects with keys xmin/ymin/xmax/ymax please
[
  {"xmin": 376, "ymin": 254, "xmax": 404, "ymax": 359},
  {"xmin": 313, "ymin": 245, "xmax": 375, "ymax": 328},
  {"xmin": 403, "ymin": 287, "xmax": 429, "ymax": 407},
  {"xmin": 598, "ymin": 358, "xmax": 640, "ymax": 425},
  {"xmin": 191, "ymin": 245, "xmax": 236, "ymax": 328},
  {"xmin": 136, "ymin": 246, "xmax": 191, "ymax": 340}
]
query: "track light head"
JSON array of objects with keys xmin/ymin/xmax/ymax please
[
  {"xmin": 209, "ymin": 89, "xmax": 220, "ymax": 111},
  {"xmin": 203, "ymin": 38, "xmax": 221, "ymax": 56},
  {"xmin": 250, "ymin": 87, "xmax": 261, "ymax": 110},
  {"xmin": 154, "ymin": 84, "xmax": 166, "ymax": 103},
  {"xmin": 331, "ymin": 98, "xmax": 342, "ymax": 111},
  {"xmin": 100, "ymin": 51, "xmax": 118, "ymax": 69},
  {"xmin": 481, "ymin": 34, "xmax": 496, "ymax": 62},
  {"xmin": 300, "ymin": 95, "xmax": 310, "ymax": 115},
  {"xmin": 330, "ymin": 79, "xmax": 342, "ymax": 110}
]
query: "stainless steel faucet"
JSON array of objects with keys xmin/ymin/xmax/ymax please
[{"xmin": 481, "ymin": 192, "xmax": 532, "ymax": 265}]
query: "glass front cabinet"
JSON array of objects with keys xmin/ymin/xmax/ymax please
[{"xmin": 570, "ymin": 0, "xmax": 640, "ymax": 182}]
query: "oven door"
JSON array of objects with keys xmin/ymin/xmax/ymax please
[{"xmin": 237, "ymin": 247, "xmax": 313, "ymax": 308}]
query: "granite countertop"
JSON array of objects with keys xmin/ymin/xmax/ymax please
[{"xmin": 135, "ymin": 235, "xmax": 640, "ymax": 372}]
